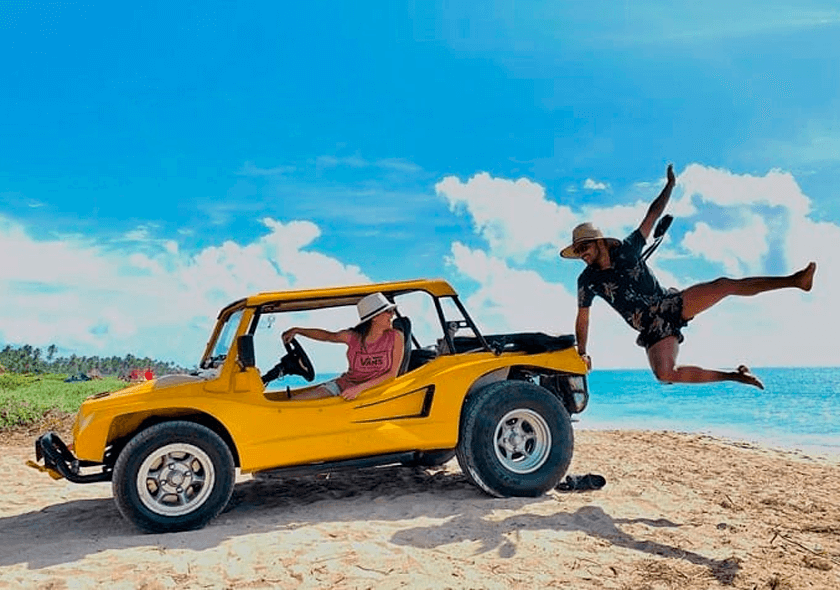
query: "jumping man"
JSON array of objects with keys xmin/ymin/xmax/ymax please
[{"xmin": 560, "ymin": 164, "xmax": 816, "ymax": 389}]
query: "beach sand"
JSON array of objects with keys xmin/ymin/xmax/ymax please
[{"xmin": 1, "ymin": 426, "xmax": 838, "ymax": 589}]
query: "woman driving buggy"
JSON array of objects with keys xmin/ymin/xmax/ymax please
[{"xmin": 281, "ymin": 292, "xmax": 404, "ymax": 401}]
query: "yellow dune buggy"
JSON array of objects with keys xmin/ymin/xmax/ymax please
[{"xmin": 32, "ymin": 279, "xmax": 588, "ymax": 532}]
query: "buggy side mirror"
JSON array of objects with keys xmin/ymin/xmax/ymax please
[{"xmin": 237, "ymin": 334, "xmax": 256, "ymax": 369}]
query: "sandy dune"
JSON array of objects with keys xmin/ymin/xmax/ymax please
[{"xmin": 1, "ymin": 429, "xmax": 838, "ymax": 589}]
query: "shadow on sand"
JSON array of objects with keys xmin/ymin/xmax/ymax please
[{"xmin": 1, "ymin": 465, "xmax": 738, "ymax": 584}]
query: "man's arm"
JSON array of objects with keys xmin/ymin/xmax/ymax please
[
  {"xmin": 575, "ymin": 306, "xmax": 592, "ymax": 370},
  {"xmin": 637, "ymin": 164, "xmax": 676, "ymax": 241}
]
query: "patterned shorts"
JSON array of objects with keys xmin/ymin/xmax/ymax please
[{"xmin": 635, "ymin": 290, "xmax": 690, "ymax": 349}]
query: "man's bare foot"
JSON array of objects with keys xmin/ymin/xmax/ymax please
[
  {"xmin": 734, "ymin": 365, "xmax": 764, "ymax": 389},
  {"xmin": 794, "ymin": 262, "xmax": 816, "ymax": 291}
]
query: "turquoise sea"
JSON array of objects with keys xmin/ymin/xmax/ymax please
[{"xmin": 582, "ymin": 367, "xmax": 840, "ymax": 459}]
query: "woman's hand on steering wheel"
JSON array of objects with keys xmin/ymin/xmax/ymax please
[{"xmin": 282, "ymin": 327, "xmax": 300, "ymax": 344}]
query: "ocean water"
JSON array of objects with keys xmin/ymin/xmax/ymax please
[{"xmin": 581, "ymin": 367, "xmax": 840, "ymax": 458}]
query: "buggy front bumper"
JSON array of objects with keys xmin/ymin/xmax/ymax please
[{"xmin": 30, "ymin": 432, "xmax": 112, "ymax": 483}]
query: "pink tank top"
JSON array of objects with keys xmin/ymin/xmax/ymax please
[{"xmin": 335, "ymin": 329, "xmax": 397, "ymax": 390}]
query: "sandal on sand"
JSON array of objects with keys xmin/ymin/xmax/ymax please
[
  {"xmin": 737, "ymin": 365, "xmax": 765, "ymax": 390},
  {"xmin": 556, "ymin": 473, "xmax": 606, "ymax": 492}
]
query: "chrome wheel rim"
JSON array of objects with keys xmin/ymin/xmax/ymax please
[
  {"xmin": 137, "ymin": 443, "xmax": 215, "ymax": 517},
  {"xmin": 494, "ymin": 409, "xmax": 551, "ymax": 474}
]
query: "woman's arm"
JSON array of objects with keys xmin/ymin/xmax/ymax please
[{"xmin": 283, "ymin": 327, "xmax": 350, "ymax": 344}]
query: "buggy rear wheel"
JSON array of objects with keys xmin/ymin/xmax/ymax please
[{"xmin": 456, "ymin": 380, "xmax": 573, "ymax": 497}]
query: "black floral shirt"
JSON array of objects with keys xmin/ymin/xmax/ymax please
[{"xmin": 577, "ymin": 230, "xmax": 670, "ymax": 334}]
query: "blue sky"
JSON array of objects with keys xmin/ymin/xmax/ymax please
[{"xmin": 1, "ymin": 0, "xmax": 838, "ymax": 369}]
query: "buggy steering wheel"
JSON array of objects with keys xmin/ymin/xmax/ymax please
[
  {"xmin": 260, "ymin": 337, "xmax": 316, "ymax": 384},
  {"xmin": 283, "ymin": 337, "xmax": 315, "ymax": 382}
]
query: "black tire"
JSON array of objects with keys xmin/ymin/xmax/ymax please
[
  {"xmin": 402, "ymin": 449, "xmax": 457, "ymax": 468},
  {"xmin": 112, "ymin": 421, "xmax": 235, "ymax": 533},
  {"xmin": 456, "ymin": 380, "xmax": 573, "ymax": 497}
]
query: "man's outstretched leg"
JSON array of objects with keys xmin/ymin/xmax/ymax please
[
  {"xmin": 681, "ymin": 262, "xmax": 815, "ymax": 320},
  {"xmin": 647, "ymin": 336, "xmax": 765, "ymax": 389}
]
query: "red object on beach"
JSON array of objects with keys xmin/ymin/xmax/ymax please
[{"xmin": 144, "ymin": 370, "xmax": 154, "ymax": 381}]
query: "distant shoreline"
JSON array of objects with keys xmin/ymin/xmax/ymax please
[{"xmin": 577, "ymin": 424, "xmax": 840, "ymax": 465}]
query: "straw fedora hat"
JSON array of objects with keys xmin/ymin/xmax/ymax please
[
  {"xmin": 356, "ymin": 292, "xmax": 397, "ymax": 324},
  {"xmin": 559, "ymin": 223, "xmax": 621, "ymax": 259}
]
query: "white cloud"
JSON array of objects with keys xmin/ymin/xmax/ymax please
[
  {"xmin": 676, "ymin": 163, "xmax": 811, "ymax": 217},
  {"xmin": 582, "ymin": 201, "xmax": 650, "ymax": 241},
  {"xmin": 583, "ymin": 178, "xmax": 609, "ymax": 191},
  {"xmin": 448, "ymin": 242, "xmax": 575, "ymax": 334},
  {"xmin": 437, "ymin": 171, "xmax": 662, "ymax": 264},
  {"xmin": 0, "ymin": 216, "xmax": 368, "ymax": 367},
  {"xmin": 436, "ymin": 172, "xmax": 577, "ymax": 262},
  {"xmin": 681, "ymin": 214, "xmax": 770, "ymax": 275},
  {"xmin": 123, "ymin": 227, "xmax": 151, "ymax": 242}
]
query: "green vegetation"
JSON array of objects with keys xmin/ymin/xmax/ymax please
[
  {"xmin": 0, "ymin": 344, "xmax": 189, "ymax": 431},
  {"xmin": 0, "ymin": 373, "xmax": 128, "ymax": 429},
  {"xmin": 0, "ymin": 373, "xmax": 127, "ymax": 428}
]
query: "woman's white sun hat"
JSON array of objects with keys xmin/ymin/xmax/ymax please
[
  {"xmin": 356, "ymin": 292, "xmax": 397, "ymax": 324},
  {"xmin": 559, "ymin": 222, "xmax": 621, "ymax": 259}
]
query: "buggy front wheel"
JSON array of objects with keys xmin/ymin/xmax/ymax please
[{"xmin": 112, "ymin": 421, "xmax": 235, "ymax": 533}]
